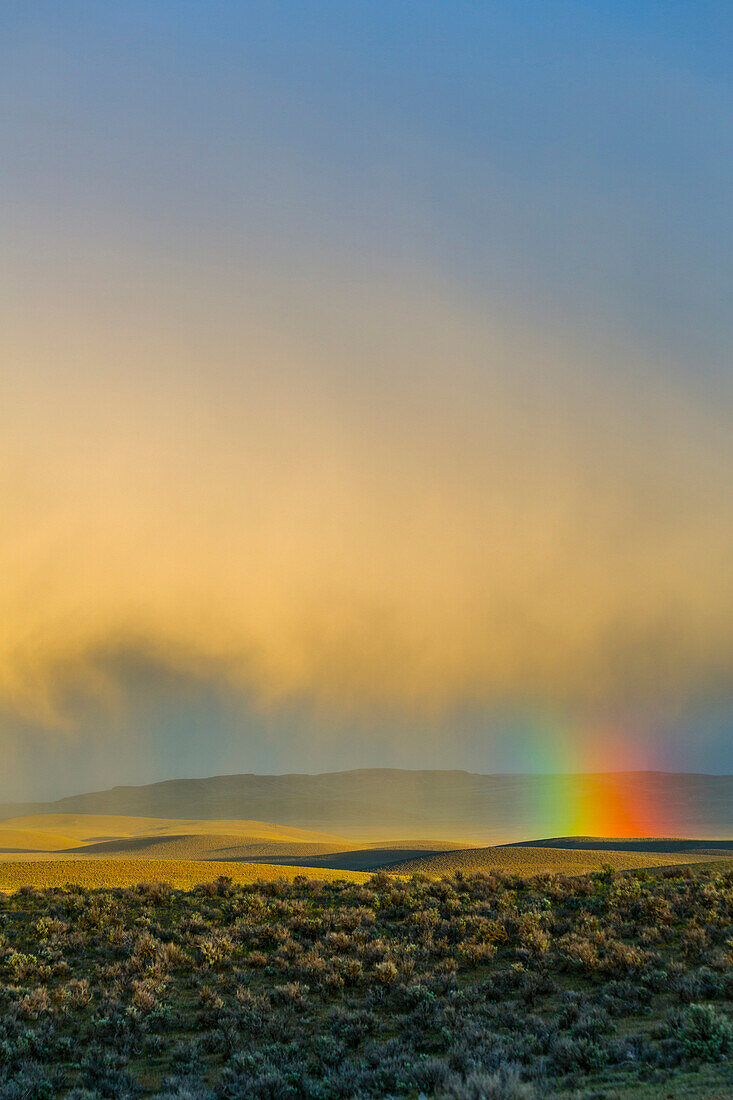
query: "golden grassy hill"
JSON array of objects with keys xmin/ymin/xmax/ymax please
[
  {"xmin": 2, "ymin": 814, "xmax": 730, "ymax": 882},
  {"xmin": 0, "ymin": 814, "xmax": 368, "ymax": 867},
  {"xmin": 60, "ymin": 834, "xmax": 354, "ymax": 861},
  {"xmin": 0, "ymin": 826, "xmax": 82, "ymax": 851},
  {"xmin": 0, "ymin": 813, "xmax": 353, "ymax": 845},
  {"xmin": 385, "ymin": 844, "xmax": 733, "ymax": 877},
  {"xmin": 0, "ymin": 815, "xmax": 370, "ymax": 868},
  {"xmin": 0, "ymin": 815, "xmax": 465, "ymax": 865},
  {"xmin": 0, "ymin": 857, "xmax": 370, "ymax": 891}
]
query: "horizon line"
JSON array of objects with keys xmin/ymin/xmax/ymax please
[{"xmin": 4, "ymin": 765, "xmax": 732, "ymax": 809}]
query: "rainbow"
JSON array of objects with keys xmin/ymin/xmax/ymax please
[{"xmin": 506, "ymin": 713, "xmax": 680, "ymax": 839}]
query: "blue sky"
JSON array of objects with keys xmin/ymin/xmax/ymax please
[{"xmin": 6, "ymin": 1, "xmax": 732, "ymax": 371}]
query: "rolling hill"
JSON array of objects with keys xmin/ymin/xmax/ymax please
[
  {"xmin": 0, "ymin": 858, "xmax": 370, "ymax": 891},
  {"xmin": 0, "ymin": 809, "xmax": 731, "ymax": 885},
  {"xmin": 382, "ymin": 845, "xmax": 733, "ymax": 877},
  {"xmin": 0, "ymin": 813, "xmax": 353, "ymax": 849},
  {"xmin": 0, "ymin": 814, "xmax": 462, "ymax": 870},
  {"xmin": 506, "ymin": 836, "xmax": 733, "ymax": 853},
  {"xmin": 0, "ymin": 814, "xmax": 367, "ymax": 862}
]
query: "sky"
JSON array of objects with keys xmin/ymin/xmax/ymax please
[{"xmin": 1, "ymin": 2, "xmax": 732, "ymax": 800}]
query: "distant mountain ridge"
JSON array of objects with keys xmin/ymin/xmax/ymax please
[{"xmin": 1, "ymin": 769, "xmax": 731, "ymax": 843}]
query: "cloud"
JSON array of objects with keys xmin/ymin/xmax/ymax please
[{"xmin": 2, "ymin": 265, "xmax": 731, "ymax": 732}]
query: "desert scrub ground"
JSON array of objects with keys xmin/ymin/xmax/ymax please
[{"xmin": 0, "ymin": 866, "xmax": 732, "ymax": 1099}]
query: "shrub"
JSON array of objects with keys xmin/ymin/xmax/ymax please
[
  {"xmin": 335, "ymin": 956, "xmax": 363, "ymax": 984},
  {"xmin": 197, "ymin": 986, "xmax": 224, "ymax": 1011},
  {"xmin": 61, "ymin": 978, "xmax": 93, "ymax": 1009},
  {"xmin": 5, "ymin": 952, "xmax": 41, "ymax": 982},
  {"xmin": 458, "ymin": 941, "xmax": 498, "ymax": 966},
  {"xmin": 198, "ymin": 932, "xmax": 235, "ymax": 968},
  {"xmin": 0, "ymin": 862, "xmax": 731, "ymax": 1097},
  {"xmin": 681, "ymin": 927, "xmax": 709, "ymax": 959},
  {"xmin": 673, "ymin": 1003, "xmax": 733, "ymax": 1061},
  {"xmin": 438, "ymin": 1066, "xmax": 537, "ymax": 1099},
  {"xmin": 14, "ymin": 986, "xmax": 52, "ymax": 1020},
  {"xmin": 558, "ymin": 935, "xmax": 598, "ymax": 973},
  {"xmin": 374, "ymin": 960, "xmax": 398, "ymax": 985},
  {"xmin": 270, "ymin": 982, "xmax": 307, "ymax": 1007},
  {"xmin": 131, "ymin": 980, "xmax": 160, "ymax": 1013},
  {"xmin": 551, "ymin": 1034, "xmax": 609, "ymax": 1073}
]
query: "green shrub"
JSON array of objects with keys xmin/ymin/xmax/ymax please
[{"xmin": 675, "ymin": 1003, "xmax": 733, "ymax": 1061}]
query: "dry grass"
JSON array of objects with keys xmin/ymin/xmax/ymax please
[
  {"xmin": 0, "ymin": 814, "xmax": 369, "ymax": 865},
  {"xmin": 0, "ymin": 813, "xmax": 467, "ymax": 866},
  {"xmin": 387, "ymin": 844, "xmax": 733, "ymax": 877},
  {"xmin": 0, "ymin": 812, "xmax": 355, "ymax": 845},
  {"xmin": 56, "ymin": 833, "xmax": 355, "ymax": 861},
  {"xmin": 1, "ymin": 812, "xmax": 731, "ymax": 881},
  {"xmin": 2, "ymin": 814, "xmax": 731, "ymax": 884},
  {"xmin": 0, "ymin": 826, "xmax": 79, "ymax": 851},
  {"xmin": 0, "ymin": 857, "xmax": 370, "ymax": 890}
]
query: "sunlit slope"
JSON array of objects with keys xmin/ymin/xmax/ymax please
[
  {"xmin": 0, "ymin": 858, "xmax": 370, "ymax": 891},
  {"xmin": 0, "ymin": 826, "xmax": 78, "ymax": 852},
  {"xmin": 0, "ymin": 815, "xmax": 469, "ymax": 865},
  {"xmin": 0, "ymin": 814, "xmax": 355, "ymax": 853},
  {"xmin": 386, "ymin": 845, "xmax": 733, "ymax": 877},
  {"xmin": 2, "ymin": 770, "xmax": 731, "ymax": 841},
  {"xmin": 61, "ymin": 835, "xmax": 354, "ymax": 861}
]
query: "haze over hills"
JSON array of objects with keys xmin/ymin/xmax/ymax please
[{"xmin": 1, "ymin": 769, "xmax": 731, "ymax": 843}]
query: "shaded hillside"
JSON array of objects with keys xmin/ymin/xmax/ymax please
[
  {"xmin": 242, "ymin": 847, "xmax": 453, "ymax": 871},
  {"xmin": 1, "ymin": 770, "xmax": 731, "ymax": 843},
  {"xmin": 508, "ymin": 836, "xmax": 733, "ymax": 853}
]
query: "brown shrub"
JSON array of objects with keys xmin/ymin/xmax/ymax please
[
  {"xmin": 199, "ymin": 931, "xmax": 235, "ymax": 967},
  {"xmin": 374, "ymin": 960, "xmax": 398, "ymax": 985},
  {"xmin": 61, "ymin": 977, "xmax": 93, "ymax": 1009},
  {"xmin": 15, "ymin": 986, "xmax": 52, "ymax": 1019},
  {"xmin": 682, "ymin": 927, "xmax": 709, "ymax": 960},
  {"xmin": 458, "ymin": 941, "xmax": 498, "ymax": 966},
  {"xmin": 131, "ymin": 978, "xmax": 160, "ymax": 1012},
  {"xmin": 198, "ymin": 984, "xmax": 224, "ymax": 1009},
  {"xmin": 559, "ymin": 934, "xmax": 599, "ymax": 973}
]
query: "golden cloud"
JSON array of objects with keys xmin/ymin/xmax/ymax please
[{"xmin": 2, "ymin": 263, "xmax": 731, "ymax": 726}]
